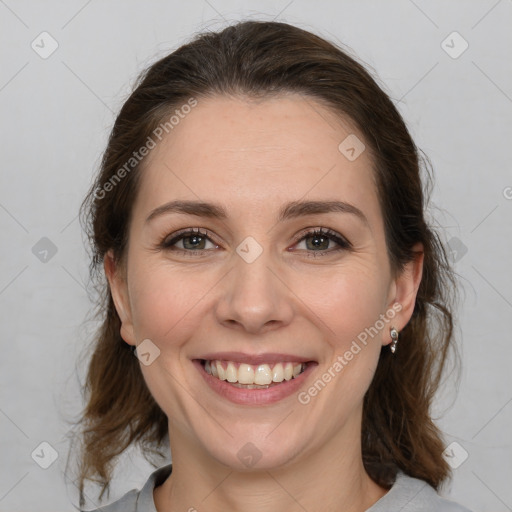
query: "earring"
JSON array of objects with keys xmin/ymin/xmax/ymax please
[{"xmin": 390, "ymin": 327, "xmax": 399, "ymax": 354}]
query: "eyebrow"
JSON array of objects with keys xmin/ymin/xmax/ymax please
[{"xmin": 145, "ymin": 199, "xmax": 368, "ymax": 226}]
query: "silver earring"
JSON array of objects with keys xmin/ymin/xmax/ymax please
[{"xmin": 390, "ymin": 327, "xmax": 399, "ymax": 354}]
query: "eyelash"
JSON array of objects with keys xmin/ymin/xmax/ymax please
[
  {"xmin": 291, "ymin": 228, "xmax": 352, "ymax": 257},
  {"xmin": 159, "ymin": 227, "xmax": 351, "ymax": 258}
]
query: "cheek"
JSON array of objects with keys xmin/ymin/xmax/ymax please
[
  {"xmin": 126, "ymin": 261, "xmax": 217, "ymax": 412},
  {"xmin": 293, "ymin": 261, "xmax": 390, "ymax": 348},
  {"xmin": 127, "ymin": 259, "xmax": 216, "ymax": 344},
  {"xmin": 290, "ymin": 265, "xmax": 389, "ymax": 437},
  {"xmin": 293, "ymin": 262, "xmax": 389, "ymax": 409}
]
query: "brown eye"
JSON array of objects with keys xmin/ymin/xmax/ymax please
[
  {"xmin": 293, "ymin": 228, "xmax": 351, "ymax": 256},
  {"xmin": 179, "ymin": 234, "xmax": 208, "ymax": 250},
  {"xmin": 161, "ymin": 229, "xmax": 218, "ymax": 252},
  {"xmin": 304, "ymin": 233, "xmax": 331, "ymax": 251}
]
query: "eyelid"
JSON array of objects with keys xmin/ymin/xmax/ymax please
[
  {"xmin": 291, "ymin": 227, "xmax": 352, "ymax": 249},
  {"xmin": 160, "ymin": 226, "xmax": 351, "ymax": 255},
  {"xmin": 160, "ymin": 227, "xmax": 220, "ymax": 249}
]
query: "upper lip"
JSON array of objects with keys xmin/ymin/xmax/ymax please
[{"xmin": 196, "ymin": 352, "xmax": 315, "ymax": 365}]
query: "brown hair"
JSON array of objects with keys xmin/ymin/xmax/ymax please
[{"xmin": 75, "ymin": 20, "xmax": 458, "ymax": 505}]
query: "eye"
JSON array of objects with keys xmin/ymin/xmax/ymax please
[
  {"xmin": 160, "ymin": 228, "xmax": 219, "ymax": 253},
  {"xmin": 158, "ymin": 226, "xmax": 351, "ymax": 258},
  {"xmin": 292, "ymin": 228, "xmax": 351, "ymax": 257}
]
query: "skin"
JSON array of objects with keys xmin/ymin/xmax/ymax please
[{"xmin": 105, "ymin": 94, "xmax": 423, "ymax": 512}]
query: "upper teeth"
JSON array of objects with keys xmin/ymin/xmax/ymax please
[{"xmin": 204, "ymin": 360, "xmax": 305, "ymax": 385}]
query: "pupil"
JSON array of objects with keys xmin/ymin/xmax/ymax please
[
  {"xmin": 308, "ymin": 235, "xmax": 328, "ymax": 250},
  {"xmin": 184, "ymin": 235, "xmax": 203, "ymax": 249}
]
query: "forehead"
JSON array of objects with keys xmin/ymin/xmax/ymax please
[{"xmin": 134, "ymin": 94, "xmax": 378, "ymax": 221}]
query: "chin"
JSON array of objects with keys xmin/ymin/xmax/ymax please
[{"xmin": 197, "ymin": 425, "xmax": 309, "ymax": 472}]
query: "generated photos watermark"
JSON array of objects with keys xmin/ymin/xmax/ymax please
[
  {"xmin": 94, "ymin": 97, "xmax": 198, "ymax": 200},
  {"xmin": 297, "ymin": 303, "xmax": 402, "ymax": 405}
]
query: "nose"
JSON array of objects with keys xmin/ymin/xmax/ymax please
[{"xmin": 214, "ymin": 245, "xmax": 294, "ymax": 335}]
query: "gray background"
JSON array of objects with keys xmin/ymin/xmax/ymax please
[{"xmin": 1, "ymin": 0, "xmax": 511, "ymax": 510}]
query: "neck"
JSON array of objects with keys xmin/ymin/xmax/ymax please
[{"xmin": 154, "ymin": 421, "xmax": 388, "ymax": 512}]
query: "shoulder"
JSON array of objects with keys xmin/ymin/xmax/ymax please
[
  {"xmin": 82, "ymin": 488, "xmax": 140, "ymax": 512},
  {"xmin": 368, "ymin": 471, "xmax": 473, "ymax": 512},
  {"xmin": 81, "ymin": 464, "xmax": 172, "ymax": 512}
]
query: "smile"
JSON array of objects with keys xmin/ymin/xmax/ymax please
[
  {"xmin": 194, "ymin": 354, "xmax": 317, "ymax": 405},
  {"xmin": 202, "ymin": 360, "xmax": 306, "ymax": 388}
]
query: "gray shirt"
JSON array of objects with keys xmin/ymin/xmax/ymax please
[{"xmin": 83, "ymin": 464, "xmax": 472, "ymax": 512}]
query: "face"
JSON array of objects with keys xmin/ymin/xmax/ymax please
[{"xmin": 106, "ymin": 94, "xmax": 422, "ymax": 472}]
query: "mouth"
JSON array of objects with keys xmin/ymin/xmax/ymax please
[
  {"xmin": 193, "ymin": 354, "xmax": 317, "ymax": 405},
  {"xmin": 201, "ymin": 359, "xmax": 308, "ymax": 389}
]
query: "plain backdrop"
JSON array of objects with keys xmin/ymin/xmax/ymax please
[{"xmin": 1, "ymin": 1, "xmax": 511, "ymax": 511}]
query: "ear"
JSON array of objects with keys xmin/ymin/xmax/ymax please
[
  {"xmin": 385, "ymin": 242, "xmax": 424, "ymax": 345},
  {"xmin": 104, "ymin": 250, "xmax": 136, "ymax": 347}
]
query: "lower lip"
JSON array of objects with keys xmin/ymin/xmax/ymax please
[{"xmin": 193, "ymin": 360, "xmax": 316, "ymax": 406}]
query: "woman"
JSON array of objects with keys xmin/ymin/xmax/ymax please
[{"xmin": 76, "ymin": 20, "xmax": 471, "ymax": 512}]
